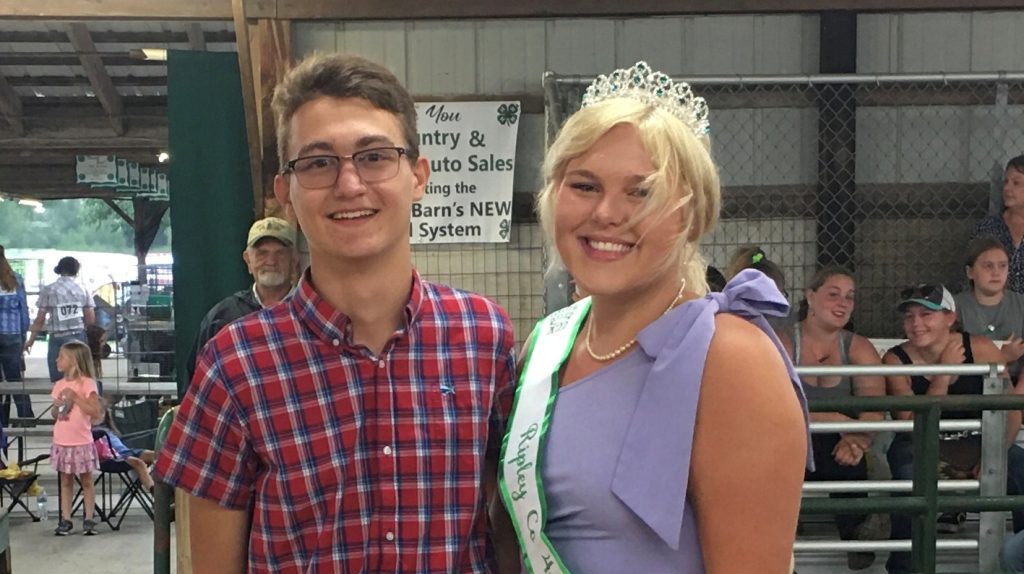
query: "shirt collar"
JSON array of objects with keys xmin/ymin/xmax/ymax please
[
  {"xmin": 251, "ymin": 282, "xmax": 296, "ymax": 309},
  {"xmin": 290, "ymin": 267, "xmax": 426, "ymax": 346}
]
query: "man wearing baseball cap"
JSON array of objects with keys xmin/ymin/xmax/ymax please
[{"xmin": 185, "ymin": 216, "xmax": 298, "ymax": 385}]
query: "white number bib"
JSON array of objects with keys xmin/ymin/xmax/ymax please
[{"xmin": 56, "ymin": 304, "xmax": 83, "ymax": 322}]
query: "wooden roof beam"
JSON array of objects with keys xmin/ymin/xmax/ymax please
[
  {"xmin": 6, "ymin": 75, "xmax": 166, "ymax": 88},
  {"xmin": 3, "ymin": 0, "xmax": 1024, "ymax": 20},
  {"xmin": 0, "ymin": 0, "xmax": 265, "ymax": 20},
  {"xmin": 0, "ymin": 73, "xmax": 24, "ymax": 136},
  {"xmin": 272, "ymin": 0, "xmax": 1024, "ymax": 19},
  {"xmin": 0, "ymin": 30, "xmax": 235, "ymax": 44},
  {"xmin": 66, "ymin": 23, "xmax": 125, "ymax": 136}
]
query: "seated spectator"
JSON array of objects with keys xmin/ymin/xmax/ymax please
[
  {"xmin": 882, "ymin": 284, "xmax": 1024, "ymax": 574},
  {"xmin": 94, "ymin": 405, "xmax": 155, "ymax": 492},
  {"xmin": 777, "ymin": 266, "xmax": 886, "ymax": 571},
  {"xmin": 973, "ymin": 154, "xmax": 1024, "ymax": 293},
  {"xmin": 726, "ymin": 245, "xmax": 791, "ymax": 329},
  {"xmin": 954, "ymin": 237, "xmax": 1024, "ymax": 382}
]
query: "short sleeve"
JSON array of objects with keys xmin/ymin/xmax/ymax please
[
  {"xmin": 153, "ymin": 345, "xmax": 258, "ymax": 509},
  {"xmin": 50, "ymin": 380, "xmax": 64, "ymax": 401},
  {"xmin": 487, "ymin": 324, "xmax": 517, "ymax": 459},
  {"xmin": 82, "ymin": 286, "xmax": 94, "ymax": 309},
  {"xmin": 36, "ymin": 284, "xmax": 51, "ymax": 311}
]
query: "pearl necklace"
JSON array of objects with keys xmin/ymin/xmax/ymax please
[{"xmin": 585, "ymin": 278, "xmax": 687, "ymax": 362}]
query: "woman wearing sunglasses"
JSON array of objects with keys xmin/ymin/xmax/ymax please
[{"xmin": 881, "ymin": 284, "xmax": 1024, "ymax": 574}]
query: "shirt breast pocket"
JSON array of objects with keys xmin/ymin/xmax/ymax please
[{"xmin": 421, "ymin": 376, "xmax": 489, "ymax": 449}]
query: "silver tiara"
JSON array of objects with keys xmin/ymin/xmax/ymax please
[{"xmin": 581, "ymin": 61, "xmax": 710, "ymax": 136}]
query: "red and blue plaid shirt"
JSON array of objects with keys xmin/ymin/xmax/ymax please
[{"xmin": 155, "ymin": 270, "xmax": 517, "ymax": 573}]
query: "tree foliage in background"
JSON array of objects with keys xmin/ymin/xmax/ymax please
[{"xmin": 0, "ymin": 198, "xmax": 171, "ymax": 253}]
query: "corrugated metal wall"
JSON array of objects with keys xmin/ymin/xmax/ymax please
[{"xmin": 293, "ymin": 11, "xmax": 1024, "ymax": 339}]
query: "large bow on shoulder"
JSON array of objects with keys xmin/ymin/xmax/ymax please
[
  {"xmin": 610, "ymin": 269, "xmax": 799, "ymax": 550},
  {"xmin": 709, "ymin": 268, "xmax": 791, "ymax": 322}
]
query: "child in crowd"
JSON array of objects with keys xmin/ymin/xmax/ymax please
[
  {"xmin": 50, "ymin": 340, "xmax": 104, "ymax": 536},
  {"xmin": 94, "ymin": 404, "xmax": 155, "ymax": 492}
]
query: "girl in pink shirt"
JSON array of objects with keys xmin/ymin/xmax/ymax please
[{"xmin": 50, "ymin": 340, "xmax": 103, "ymax": 536}]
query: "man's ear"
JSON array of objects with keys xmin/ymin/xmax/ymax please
[
  {"xmin": 410, "ymin": 156, "xmax": 430, "ymax": 203},
  {"xmin": 274, "ymin": 173, "xmax": 292, "ymax": 210}
]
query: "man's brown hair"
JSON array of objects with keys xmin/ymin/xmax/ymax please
[{"xmin": 271, "ymin": 53, "xmax": 419, "ymax": 166}]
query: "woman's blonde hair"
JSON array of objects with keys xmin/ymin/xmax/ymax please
[
  {"xmin": 536, "ymin": 98, "xmax": 721, "ymax": 295},
  {"xmin": 59, "ymin": 340, "xmax": 95, "ymax": 381}
]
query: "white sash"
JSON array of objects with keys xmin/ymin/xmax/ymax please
[{"xmin": 499, "ymin": 298, "xmax": 590, "ymax": 574}]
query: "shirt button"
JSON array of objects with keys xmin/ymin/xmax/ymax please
[
  {"xmin": 332, "ymin": 339, "xmax": 340, "ymax": 347},
  {"xmin": 378, "ymin": 360, "xmax": 386, "ymax": 368},
  {"xmin": 383, "ymin": 445, "xmax": 392, "ymax": 456},
  {"xmin": 385, "ymin": 531, "xmax": 395, "ymax": 542}
]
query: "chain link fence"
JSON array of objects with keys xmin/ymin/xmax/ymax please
[
  {"xmin": 545, "ymin": 73, "xmax": 1024, "ymax": 337},
  {"xmin": 412, "ymin": 222, "xmax": 545, "ymax": 344}
]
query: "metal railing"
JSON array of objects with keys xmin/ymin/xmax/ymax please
[
  {"xmin": 797, "ymin": 363, "xmax": 1024, "ymax": 574},
  {"xmin": 149, "ymin": 365, "xmax": 1024, "ymax": 574}
]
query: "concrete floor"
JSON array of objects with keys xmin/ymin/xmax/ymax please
[{"xmin": 8, "ymin": 513, "xmax": 173, "ymax": 574}]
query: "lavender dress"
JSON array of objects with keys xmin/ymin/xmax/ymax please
[{"xmin": 539, "ymin": 270, "xmax": 811, "ymax": 573}]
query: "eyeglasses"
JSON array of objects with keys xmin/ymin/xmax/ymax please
[{"xmin": 281, "ymin": 146, "xmax": 410, "ymax": 188}]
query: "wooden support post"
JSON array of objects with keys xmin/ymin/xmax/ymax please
[
  {"xmin": 231, "ymin": 0, "xmax": 265, "ymax": 220},
  {"xmin": 0, "ymin": 74, "xmax": 24, "ymax": 136},
  {"xmin": 252, "ymin": 19, "xmax": 291, "ymax": 216}
]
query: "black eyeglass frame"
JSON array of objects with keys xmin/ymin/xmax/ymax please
[{"xmin": 280, "ymin": 146, "xmax": 413, "ymax": 187}]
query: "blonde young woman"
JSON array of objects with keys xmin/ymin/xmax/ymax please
[{"xmin": 498, "ymin": 62, "xmax": 810, "ymax": 574}]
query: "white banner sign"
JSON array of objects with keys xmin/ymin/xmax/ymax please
[
  {"xmin": 411, "ymin": 101, "xmax": 521, "ymax": 244},
  {"xmin": 75, "ymin": 155, "xmax": 117, "ymax": 185}
]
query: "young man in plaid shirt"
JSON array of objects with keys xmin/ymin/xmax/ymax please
[{"xmin": 155, "ymin": 54, "xmax": 518, "ymax": 573}]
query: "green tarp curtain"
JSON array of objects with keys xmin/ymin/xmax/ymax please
[{"xmin": 168, "ymin": 50, "xmax": 254, "ymax": 396}]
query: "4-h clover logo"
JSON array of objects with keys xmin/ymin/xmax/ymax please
[
  {"xmin": 499, "ymin": 219, "xmax": 511, "ymax": 240},
  {"xmin": 497, "ymin": 103, "xmax": 519, "ymax": 126}
]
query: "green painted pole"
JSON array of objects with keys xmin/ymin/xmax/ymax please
[
  {"xmin": 911, "ymin": 405, "xmax": 941, "ymax": 574},
  {"xmin": 153, "ymin": 407, "xmax": 177, "ymax": 574}
]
